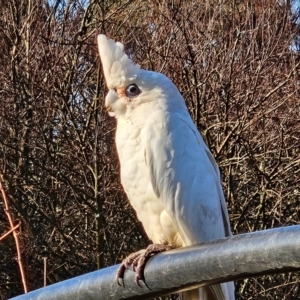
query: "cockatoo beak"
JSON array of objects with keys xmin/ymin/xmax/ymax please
[{"xmin": 105, "ymin": 89, "xmax": 119, "ymax": 116}]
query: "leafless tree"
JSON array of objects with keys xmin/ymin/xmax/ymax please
[{"xmin": 0, "ymin": 1, "xmax": 299, "ymax": 299}]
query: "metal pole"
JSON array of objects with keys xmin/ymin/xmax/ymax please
[{"xmin": 11, "ymin": 225, "xmax": 300, "ymax": 300}]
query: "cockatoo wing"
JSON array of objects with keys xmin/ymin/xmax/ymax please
[
  {"xmin": 142, "ymin": 109, "xmax": 231, "ymax": 245},
  {"xmin": 142, "ymin": 109, "xmax": 234, "ymax": 300}
]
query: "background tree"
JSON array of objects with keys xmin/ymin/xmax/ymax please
[{"xmin": 0, "ymin": 0, "xmax": 299, "ymax": 299}]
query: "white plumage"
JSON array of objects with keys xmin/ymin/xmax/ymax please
[{"xmin": 97, "ymin": 34, "xmax": 235, "ymax": 300}]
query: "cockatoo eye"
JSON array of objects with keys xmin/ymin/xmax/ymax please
[{"xmin": 125, "ymin": 84, "xmax": 140, "ymax": 97}]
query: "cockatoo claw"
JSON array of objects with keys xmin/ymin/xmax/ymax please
[
  {"xmin": 116, "ymin": 243, "xmax": 172, "ymax": 288},
  {"xmin": 116, "ymin": 265, "xmax": 126, "ymax": 287}
]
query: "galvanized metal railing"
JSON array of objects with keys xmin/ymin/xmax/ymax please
[{"xmin": 11, "ymin": 225, "xmax": 300, "ymax": 300}]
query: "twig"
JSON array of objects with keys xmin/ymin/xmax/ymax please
[
  {"xmin": 43, "ymin": 257, "xmax": 47, "ymax": 287},
  {"xmin": 0, "ymin": 178, "xmax": 28, "ymax": 293},
  {"xmin": 0, "ymin": 223, "xmax": 21, "ymax": 241}
]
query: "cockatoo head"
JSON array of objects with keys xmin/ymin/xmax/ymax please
[{"xmin": 97, "ymin": 34, "xmax": 185, "ymax": 118}]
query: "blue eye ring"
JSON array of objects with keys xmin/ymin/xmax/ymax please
[{"xmin": 125, "ymin": 83, "xmax": 140, "ymax": 97}]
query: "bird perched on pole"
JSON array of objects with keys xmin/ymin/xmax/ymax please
[{"xmin": 97, "ymin": 34, "xmax": 235, "ymax": 300}]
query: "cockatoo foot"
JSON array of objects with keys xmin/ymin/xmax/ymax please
[{"xmin": 116, "ymin": 243, "xmax": 173, "ymax": 287}]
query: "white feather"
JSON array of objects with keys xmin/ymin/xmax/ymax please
[
  {"xmin": 97, "ymin": 35, "xmax": 140, "ymax": 89},
  {"xmin": 97, "ymin": 34, "xmax": 235, "ymax": 300}
]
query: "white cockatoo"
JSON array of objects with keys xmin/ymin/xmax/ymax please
[{"xmin": 97, "ymin": 34, "xmax": 235, "ymax": 300}]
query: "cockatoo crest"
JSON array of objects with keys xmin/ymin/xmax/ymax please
[{"xmin": 97, "ymin": 34, "xmax": 140, "ymax": 89}]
